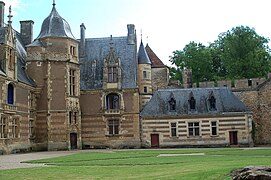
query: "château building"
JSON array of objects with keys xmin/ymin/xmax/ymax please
[{"xmin": 0, "ymin": 2, "xmax": 253, "ymax": 154}]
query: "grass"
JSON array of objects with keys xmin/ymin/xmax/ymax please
[{"xmin": 0, "ymin": 148, "xmax": 271, "ymax": 179}]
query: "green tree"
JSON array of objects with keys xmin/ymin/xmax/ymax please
[
  {"xmin": 170, "ymin": 42, "xmax": 213, "ymax": 83},
  {"xmin": 214, "ymin": 26, "xmax": 271, "ymax": 79}
]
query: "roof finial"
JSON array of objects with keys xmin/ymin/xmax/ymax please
[
  {"xmin": 140, "ymin": 29, "xmax": 143, "ymax": 41},
  {"xmin": 109, "ymin": 35, "xmax": 114, "ymax": 48},
  {"xmin": 53, "ymin": 0, "xmax": 56, "ymax": 6},
  {"xmin": 7, "ymin": 6, "xmax": 13, "ymax": 26}
]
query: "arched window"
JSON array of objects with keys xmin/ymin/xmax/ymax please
[
  {"xmin": 168, "ymin": 98, "xmax": 176, "ymax": 111},
  {"xmin": 106, "ymin": 93, "xmax": 120, "ymax": 110},
  {"xmin": 209, "ymin": 95, "xmax": 216, "ymax": 111},
  {"xmin": 189, "ymin": 96, "xmax": 196, "ymax": 110},
  {"xmin": 7, "ymin": 83, "xmax": 14, "ymax": 105}
]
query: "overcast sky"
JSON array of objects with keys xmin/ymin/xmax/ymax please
[{"xmin": 2, "ymin": 0, "xmax": 271, "ymax": 66}]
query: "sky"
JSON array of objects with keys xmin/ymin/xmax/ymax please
[{"xmin": 2, "ymin": 0, "xmax": 271, "ymax": 66}]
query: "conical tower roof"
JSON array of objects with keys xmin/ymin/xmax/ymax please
[
  {"xmin": 138, "ymin": 40, "xmax": 151, "ymax": 64},
  {"xmin": 35, "ymin": 3, "xmax": 75, "ymax": 40}
]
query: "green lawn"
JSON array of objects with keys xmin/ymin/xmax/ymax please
[{"xmin": 1, "ymin": 148, "xmax": 271, "ymax": 180}]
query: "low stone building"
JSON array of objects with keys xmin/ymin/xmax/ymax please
[{"xmin": 141, "ymin": 88, "xmax": 253, "ymax": 148}]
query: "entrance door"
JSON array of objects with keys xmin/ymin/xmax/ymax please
[
  {"xmin": 70, "ymin": 133, "xmax": 77, "ymax": 149},
  {"xmin": 151, "ymin": 134, "xmax": 159, "ymax": 148},
  {"xmin": 229, "ymin": 131, "xmax": 238, "ymax": 145}
]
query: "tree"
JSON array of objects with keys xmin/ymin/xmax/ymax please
[
  {"xmin": 170, "ymin": 26, "xmax": 271, "ymax": 82},
  {"xmin": 170, "ymin": 42, "xmax": 213, "ymax": 83},
  {"xmin": 213, "ymin": 26, "xmax": 271, "ymax": 79}
]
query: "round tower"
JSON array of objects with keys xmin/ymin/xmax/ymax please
[
  {"xmin": 26, "ymin": 2, "xmax": 81, "ymax": 151},
  {"xmin": 138, "ymin": 40, "xmax": 152, "ymax": 110}
]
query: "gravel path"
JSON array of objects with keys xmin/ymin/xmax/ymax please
[{"xmin": 0, "ymin": 151, "xmax": 78, "ymax": 170}]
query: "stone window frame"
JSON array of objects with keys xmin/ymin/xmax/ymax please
[
  {"xmin": 143, "ymin": 86, "xmax": 148, "ymax": 93},
  {"xmin": 7, "ymin": 82, "xmax": 15, "ymax": 105},
  {"xmin": 188, "ymin": 95, "xmax": 196, "ymax": 111},
  {"xmin": 10, "ymin": 116, "xmax": 20, "ymax": 139},
  {"xmin": 106, "ymin": 93, "xmax": 120, "ymax": 110},
  {"xmin": 170, "ymin": 122, "xmax": 178, "ymax": 137},
  {"xmin": 108, "ymin": 66, "xmax": 118, "ymax": 83},
  {"xmin": 108, "ymin": 119, "xmax": 120, "ymax": 135},
  {"xmin": 69, "ymin": 111, "xmax": 79, "ymax": 125},
  {"xmin": 188, "ymin": 122, "xmax": 200, "ymax": 137},
  {"xmin": 210, "ymin": 121, "xmax": 218, "ymax": 136},
  {"xmin": 70, "ymin": 45, "xmax": 77, "ymax": 56},
  {"xmin": 8, "ymin": 47, "xmax": 15, "ymax": 70},
  {"xmin": 0, "ymin": 115, "xmax": 8, "ymax": 139},
  {"xmin": 143, "ymin": 70, "xmax": 150, "ymax": 80},
  {"xmin": 69, "ymin": 69, "xmax": 76, "ymax": 96},
  {"xmin": 209, "ymin": 95, "xmax": 217, "ymax": 111}
]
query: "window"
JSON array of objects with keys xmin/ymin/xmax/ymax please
[
  {"xmin": 70, "ymin": 46, "xmax": 76, "ymax": 56},
  {"xmin": 189, "ymin": 96, "xmax": 196, "ymax": 110},
  {"xmin": 69, "ymin": 111, "xmax": 72, "ymax": 124},
  {"xmin": 169, "ymin": 98, "xmax": 176, "ymax": 111},
  {"xmin": 69, "ymin": 69, "xmax": 76, "ymax": 96},
  {"xmin": 108, "ymin": 66, "xmax": 118, "ymax": 83},
  {"xmin": 106, "ymin": 94, "xmax": 120, "ymax": 110},
  {"xmin": 144, "ymin": 86, "xmax": 148, "ymax": 93},
  {"xmin": 11, "ymin": 117, "xmax": 19, "ymax": 138},
  {"xmin": 171, "ymin": 122, "xmax": 177, "ymax": 137},
  {"xmin": 29, "ymin": 119, "xmax": 34, "ymax": 138},
  {"xmin": 211, "ymin": 121, "xmax": 218, "ymax": 136},
  {"xmin": 209, "ymin": 96, "xmax": 216, "ymax": 111},
  {"xmin": 248, "ymin": 79, "xmax": 252, "ymax": 87},
  {"xmin": 108, "ymin": 119, "xmax": 119, "ymax": 135},
  {"xmin": 7, "ymin": 83, "xmax": 14, "ymax": 105},
  {"xmin": 0, "ymin": 116, "xmax": 7, "ymax": 138},
  {"xmin": 188, "ymin": 122, "xmax": 200, "ymax": 136},
  {"xmin": 143, "ymin": 70, "xmax": 150, "ymax": 79}
]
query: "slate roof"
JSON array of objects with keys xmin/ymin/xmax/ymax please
[
  {"xmin": 80, "ymin": 36, "xmax": 137, "ymax": 90},
  {"xmin": 140, "ymin": 87, "xmax": 250, "ymax": 117},
  {"xmin": 33, "ymin": 4, "xmax": 75, "ymax": 42},
  {"xmin": 145, "ymin": 44, "xmax": 166, "ymax": 68},
  {"xmin": 0, "ymin": 27, "xmax": 35, "ymax": 86},
  {"xmin": 138, "ymin": 41, "xmax": 151, "ymax": 64}
]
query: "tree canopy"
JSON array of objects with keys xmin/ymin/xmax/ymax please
[{"xmin": 170, "ymin": 26, "xmax": 271, "ymax": 83}]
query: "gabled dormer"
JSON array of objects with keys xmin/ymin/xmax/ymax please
[
  {"xmin": 168, "ymin": 92, "xmax": 176, "ymax": 112},
  {"xmin": 103, "ymin": 40, "xmax": 121, "ymax": 90}
]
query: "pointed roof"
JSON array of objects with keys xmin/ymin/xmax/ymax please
[
  {"xmin": 34, "ymin": 3, "xmax": 75, "ymax": 40},
  {"xmin": 138, "ymin": 41, "xmax": 151, "ymax": 64},
  {"xmin": 145, "ymin": 44, "xmax": 166, "ymax": 68}
]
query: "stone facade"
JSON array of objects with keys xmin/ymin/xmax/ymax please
[{"xmin": 0, "ymin": 2, "xmax": 257, "ymax": 154}]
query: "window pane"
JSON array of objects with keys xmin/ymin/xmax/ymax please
[
  {"xmin": 188, "ymin": 128, "xmax": 193, "ymax": 136},
  {"xmin": 195, "ymin": 127, "xmax": 199, "ymax": 136}
]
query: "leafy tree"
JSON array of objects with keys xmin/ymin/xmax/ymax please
[
  {"xmin": 213, "ymin": 26, "xmax": 271, "ymax": 79},
  {"xmin": 170, "ymin": 42, "xmax": 213, "ymax": 83},
  {"xmin": 170, "ymin": 26, "xmax": 271, "ymax": 82}
]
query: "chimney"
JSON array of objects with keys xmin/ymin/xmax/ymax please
[
  {"xmin": 127, "ymin": 24, "xmax": 135, "ymax": 45},
  {"xmin": 0, "ymin": 1, "xmax": 5, "ymax": 28},
  {"xmin": 20, "ymin": 20, "xmax": 34, "ymax": 46},
  {"xmin": 79, "ymin": 23, "xmax": 86, "ymax": 57}
]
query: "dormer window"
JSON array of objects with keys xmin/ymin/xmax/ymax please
[
  {"xmin": 108, "ymin": 66, "xmax": 118, "ymax": 83},
  {"xmin": 189, "ymin": 96, "xmax": 196, "ymax": 110},
  {"xmin": 169, "ymin": 98, "xmax": 176, "ymax": 111},
  {"xmin": 106, "ymin": 93, "xmax": 120, "ymax": 110},
  {"xmin": 209, "ymin": 95, "xmax": 216, "ymax": 111}
]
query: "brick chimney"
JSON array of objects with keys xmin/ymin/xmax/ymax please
[
  {"xmin": 0, "ymin": 1, "xmax": 5, "ymax": 28},
  {"xmin": 20, "ymin": 20, "xmax": 34, "ymax": 46},
  {"xmin": 127, "ymin": 24, "xmax": 135, "ymax": 45},
  {"xmin": 79, "ymin": 23, "xmax": 86, "ymax": 57}
]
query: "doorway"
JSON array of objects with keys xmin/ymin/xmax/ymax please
[
  {"xmin": 70, "ymin": 133, "xmax": 77, "ymax": 149},
  {"xmin": 151, "ymin": 134, "xmax": 159, "ymax": 148},
  {"xmin": 229, "ymin": 131, "xmax": 238, "ymax": 145}
]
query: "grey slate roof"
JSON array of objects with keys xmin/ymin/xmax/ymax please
[
  {"xmin": 140, "ymin": 88, "xmax": 250, "ymax": 117},
  {"xmin": 33, "ymin": 5, "xmax": 75, "ymax": 42},
  {"xmin": 138, "ymin": 41, "xmax": 151, "ymax": 64},
  {"xmin": 0, "ymin": 27, "xmax": 35, "ymax": 86},
  {"xmin": 80, "ymin": 36, "xmax": 137, "ymax": 90}
]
